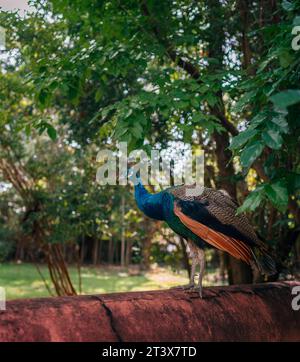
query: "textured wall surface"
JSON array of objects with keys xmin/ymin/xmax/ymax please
[{"xmin": 0, "ymin": 282, "xmax": 299, "ymax": 342}]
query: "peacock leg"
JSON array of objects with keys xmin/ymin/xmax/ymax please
[
  {"xmin": 181, "ymin": 240, "xmax": 201, "ymax": 290},
  {"xmin": 181, "ymin": 254, "xmax": 197, "ymax": 289},
  {"xmin": 197, "ymin": 248, "xmax": 206, "ymax": 298},
  {"xmin": 190, "ymin": 254, "xmax": 197, "ymax": 287},
  {"xmin": 171, "ymin": 240, "xmax": 197, "ymax": 290}
]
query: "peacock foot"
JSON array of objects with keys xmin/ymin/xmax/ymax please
[
  {"xmin": 171, "ymin": 283, "xmax": 195, "ymax": 290},
  {"xmin": 186, "ymin": 286, "xmax": 203, "ymax": 298}
]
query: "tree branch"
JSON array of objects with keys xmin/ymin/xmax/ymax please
[{"xmin": 140, "ymin": 1, "xmax": 238, "ymax": 137}]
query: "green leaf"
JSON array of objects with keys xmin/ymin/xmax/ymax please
[
  {"xmin": 287, "ymin": 173, "xmax": 300, "ymax": 191},
  {"xmin": 278, "ymin": 49, "xmax": 294, "ymax": 68},
  {"xmin": 257, "ymin": 55, "xmax": 276, "ymax": 73},
  {"xmin": 130, "ymin": 122, "xmax": 143, "ymax": 139},
  {"xmin": 240, "ymin": 141, "xmax": 264, "ymax": 168},
  {"xmin": 270, "ymin": 117, "xmax": 289, "ymax": 134},
  {"xmin": 122, "ymin": 131, "xmax": 132, "ymax": 145},
  {"xmin": 293, "ymin": 16, "xmax": 300, "ymax": 26},
  {"xmin": 191, "ymin": 98, "xmax": 199, "ymax": 108},
  {"xmin": 25, "ymin": 124, "xmax": 31, "ymax": 137},
  {"xmin": 282, "ymin": 0, "xmax": 295, "ymax": 11},
  {"xmin": 46, "ymin": 125, "xmax": 57, "ymax": 141},
  {"xmin": 293, "ymin": 174, "xmax": 300, "ymax": 190},
  {"xmin": 206, "ymin": 94, "xmax": 217, "ymax": 107},
  {"xmin": 95, "ymin": 89, "xmax": 103, "ymax": 102},
  {"xmin": 182, "ymin": 125, "xmax": 193, "ymax": 142},
  {"xmin": 237, "ymin": 190, "xmax": 263, "ymax": 214},
  {"xmin": 38, "ymin": 88, "xmax": 49, "ymax": 106},
  {"xmin": 49, "ymin": 80, "xmax": 59, "ymax": 91},
  {"xmin": 233, "ymin": 91, "xmax": 256, "ymax": 112},
  {"xmin": 191, "ymin": 113, "xmax": 202, "ymax": 123},
  {"xmin": 124, "ymin": 109, "xmax": 133, "ymax": 119},
  {"xmin": 265, "ymin": 181, "xmax": 289, "ymax": 212},
  {"xmin": 113, "ymin": 123, "xmax": 128, "ymax": 139},
  {"xmin": 101, "ymin": 104, "xmax": 116, "ymax": 118},
  {"xmin": 262, "ymin": 129, "xmax": 283, "ymax": 150},
  {"xmin": 229, "ymin": 129, "xmax": 258, "ymax": 150},
  {"xmin": 198, "ymin": 85, "xmax": 209, "ymax": 94},
  {"xmin": 270, "ymin": 89, "xmax": 300, "ymax": 109},
  {"xmin": 250, "ymin": 112, "xmax": 268, "ymax": 128}
]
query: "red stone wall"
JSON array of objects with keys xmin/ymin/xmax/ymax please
[{"xmin": 0, "ymin": 282, "xmax": 299, "ymax": 342}]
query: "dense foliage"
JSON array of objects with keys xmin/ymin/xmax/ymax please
[{"xmin": 0, "ymin": 0, "xmax": 299, "ymax": 294}]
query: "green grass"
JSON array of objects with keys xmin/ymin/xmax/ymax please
[
  {"xmin": 0, "ymin": 263, "xmax": 226, "ymax": 300},
  {"xmin": 0, "ymin": 263, "xmax": 189, "ymax": 300}
]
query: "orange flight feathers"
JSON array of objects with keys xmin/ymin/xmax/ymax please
[{"xmin": 174, "ymin": 204, "xmax": 252, "ymax": 264}]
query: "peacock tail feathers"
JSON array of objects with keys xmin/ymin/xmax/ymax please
[{"xmin": 251, "ymin": 246, "xmax": 278, "ymax": 276}]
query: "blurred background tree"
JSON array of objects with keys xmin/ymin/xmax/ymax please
[{"xmin": 0, "ymin": 0, "xmax": 299, "ymax": 297}]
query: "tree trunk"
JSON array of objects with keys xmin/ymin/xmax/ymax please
[
  {"xmin": 46, "ymin": 243, "xmax": 77, "ymax": 296},
  {"xmin": 93, "ymin": 239, "xmax": 99, "ymax": 265},
  {"xmin": 0, "ymin": 157, "xmax": 77, "ymax": 296},
  {"xmin": 120, "ymin": 195, "xmax": 126, "ymax": 267},
  {"xmin": 142, "ymin": 234, "xmax": 152, "ymax": 270},
  {"xmin": 207, "ymin": 0, "xmax": 253, "ymax": 284},
  {"xmin": 141, "ymin": 220, "xmax": 158, "ymax": 270},
  {"xmin": 213, "ymin": 131, "xmax": 253, "ymax": 284},
  {"xmin": 115, "ymin": 240, "xmax": 120, "ymax": 264},
  {"xmin": 80, "ymin": 237, "xmax": 85, "ymax": 264},
  {"xmin": 108, "ymin": 237, "xmax": 114, "ymax": 264},
  {"xmin": 99, "ymin": 239, "xmax": 103, "ymax": 264},
  {"xmin": 125, "ymin": 239, "xmax": 132, "ymax": 266},
  {"xmin": 218, "ymin": 251, "xmax": 226, "ymax": 283}
]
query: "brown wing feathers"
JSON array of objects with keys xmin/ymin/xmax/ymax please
[
  {"xmin": 170, "ymin": 185, "xmax": 259, "ymax": 244},
  {"xmin": 174, "ymin": 204, "xmax": 252, "ymax": 264}
]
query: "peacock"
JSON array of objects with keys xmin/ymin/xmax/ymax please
[{"xmin": 131, "ymin": 175, "xmax": 277, "ymax": 297}]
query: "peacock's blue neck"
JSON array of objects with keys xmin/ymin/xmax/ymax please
[{"xmin": 134, "ymin": 181, "xmax": 165, "ymax": 221}]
